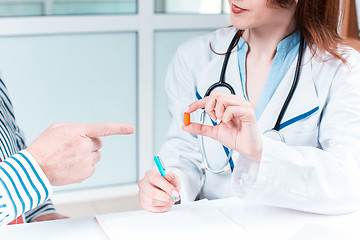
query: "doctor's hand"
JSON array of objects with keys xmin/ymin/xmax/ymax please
[
  {"xmin": 26, "ymin": 122, "xmax": 135, "ymax": 186},
  {"xmin": 183, "ymin": 91, "xmax": 263, "ymax": 163},
  {"xmin": 138, "ymin": 170, "xmax": 181, "ymax": 213}
]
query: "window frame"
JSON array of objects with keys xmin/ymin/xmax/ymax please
[{"xmin": 0, "ymin": 0, "xmax": 230, "ymax": 204}]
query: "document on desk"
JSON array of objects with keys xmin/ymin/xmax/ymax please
[
  {"xmin": 95, "ymin": 199, "xmax": 248, "ymax": 239},
  {"xmin": 288, "ymin": 223, "xmax": 359, "ymax": 240}
]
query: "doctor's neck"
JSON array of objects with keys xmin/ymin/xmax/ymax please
[{"xmin": 242, "ymin": 16, "xmax": 297, "ymax": 61}]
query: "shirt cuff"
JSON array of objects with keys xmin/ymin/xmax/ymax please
[
  {"xmin": 231, "ymin": 153, "xmax": 261, "ymax": 198},
  {"xmin": 0, "ymin": 150, "xmax": 53, "ymax": 222},
  {"xmin": 25, "ymin": 199, "xmax": 56, "ymax": 222}
]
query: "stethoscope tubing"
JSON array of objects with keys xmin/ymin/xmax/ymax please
[
  {"xmin": 204, "ymin": 30, "xmax": 240, "ymax": 98},
  {"xmin": 200, "ymin": 31, "xmax": 305, "ymax": 174},
  {"xmin": 200, "ymin": 110, "xmax": 233, "ymax": 174},
  {"xmin": 273, "ymin": 34, "xmax": 305, "ymax": 131}
]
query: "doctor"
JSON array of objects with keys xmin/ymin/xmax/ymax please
[{"xmin": 138, "ymin": 0, "xmax": 360, "ymax": 214}]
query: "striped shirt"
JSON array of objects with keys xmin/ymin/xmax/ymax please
[{"xmin": 0, "ymin": 78, "xmax": 53, "ymax": 227}]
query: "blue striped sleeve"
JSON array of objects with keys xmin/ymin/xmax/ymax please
[
  {"xmin": 0, "ymin": 150, "xmax": 53, "ymax": 227},
  {"xmin": 25, "ymin": 199, "xmax": 56, "ymax": 223}
]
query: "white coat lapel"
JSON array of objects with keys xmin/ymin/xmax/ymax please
[
  {"xmin": 196, "ymin": 55, "xmax": 223, "ymax": 99},
  {"xmin": 258, "ymin": 47, "xmax": 320, "ymax": 133},
  {"xmin": 196, "ymin": 49, "xmax": 242, "ymax": 99},
  {"xmin": 196, "ymin": 28, "xmax": 242, "ymax": 99}
]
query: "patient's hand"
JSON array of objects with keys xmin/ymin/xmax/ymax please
[
  {"xmin": 26, "ymin": 122, "xmax": 135, "ymax": 186},
  {"xmin": 31, "ymin": 212, "xmax": 69, "ymax": 222}
]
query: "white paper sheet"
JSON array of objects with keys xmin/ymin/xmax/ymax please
[
  {"xmin": 289, "ymin": 223, "xmax": 358, "ymax": 240},
  {"xmin": 95, "ymin": 199, "xmax": 247, "ymax": 239}
]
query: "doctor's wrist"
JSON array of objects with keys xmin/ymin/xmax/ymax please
[
  {"xmin": 249, "ymin": 148, "xmax": 262, "ymax": 164},
  {"xmin": 240, "ymin": 142, "xmax": 263, "ymax": 164},
  {"xmin": 235, "ymin": 131, "xmax": 263, "ymax": 164}
]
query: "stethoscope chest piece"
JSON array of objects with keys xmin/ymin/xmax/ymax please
[{"xmin": 263, "ymin": 129, "xmax": 285, "ymax": 142}]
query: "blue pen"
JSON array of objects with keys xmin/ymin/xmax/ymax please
[
  {"xmin": 154, "ymin": 156, "xmax": 176, "ymax": 200},
  {"xmin": 154, "ymin": 156, "xmax": 167, "ymax": 178}
]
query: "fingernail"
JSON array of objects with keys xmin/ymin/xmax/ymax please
[
  {"xmin": 165, "ymin": 174, "xmax": 173, "ymax": 182},
  {"xmin": 184, "ymin": 106, "xmax": 190, "ymax": 113},
  {"xmin": 171, "ymin": 190, "xmax": 180, "ymax": 198},
  {"xmin": 127, "ymin": 126, "xmax": 133, "ymax": 133},
  {"xmin": 175, "ymin": 196, "xmax": 181, "ymax": 202}
]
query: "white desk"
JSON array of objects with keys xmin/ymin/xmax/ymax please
[
  {"xmin": 1, "ymin": 198, "xmax": 360, "ymax": 240},
  {"xmin": 0, "ymin": 216, "xmax": 106, "ymax": 240},
  {"xmin": 211, "ymin": 198, "xmax": 360, "ymax": 240}
]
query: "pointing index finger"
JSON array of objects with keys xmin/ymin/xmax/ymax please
[{"xmin": 83, "ymin": 122, "xmax": 135, "ymax": 138}]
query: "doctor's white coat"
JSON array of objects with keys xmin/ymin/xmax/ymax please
[{"xmin": 159, "ymin": 27, "xmax": 360, "ymax": 215}]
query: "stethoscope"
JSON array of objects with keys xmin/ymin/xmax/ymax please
[{"xmin": 200, "ymin": 30, "xmax": 305, "ymax": 174}]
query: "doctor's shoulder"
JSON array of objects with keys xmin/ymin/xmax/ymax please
[
  {"xmin": 310, "ymin": 45, "xmax": 360, "ymax": 86},
  {"xmin": 338, "ymin": 46, "xmax": 360, "ymax": 73}
]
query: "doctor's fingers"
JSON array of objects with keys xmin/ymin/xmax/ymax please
[
  {"xmin": 167, "ymin": 174, "xmax": 181, "ymax": 192},
  {"xmin": 144, "ymin": 187, "xmax": 175, "ymax": 205},
  {"xmin": 148, "ymin": 173, "xmax": 180, "ymax": 199},
  {"xmin": 145, "ymin": 182, "xmax": 176, "ymax": 203},
  {"xmin": 138, "ymin": 189, "xmax": 173, "ymax": 212},
  {"xmin": 147, "ymin": 204, "xmax": 174, "ymax": 213},
  {"xmin": 203, "ymin": 91, "xmax": 233, "ymax": 121},
  {"xmin": 214, "ymin": 95, "xmax": 250, "ymax": 120},
  {"xmin": 138, "ymin": 181, "xmax": 174, "ymax": 206},
  {"xmin": 222, "ymin": 105, "xmax": 257, "ymax": 126},
  {"xmin": 205, "ymin": 94, "xmax": 248, "ymax": 121},
  {"xmin": 204, "ymin": 96, "xmax": 218, "ymax": 121},
  {"xmin": 186, "ymin": 91, "xmax": 230, "ymax": 114},
  {"xmin": 141, "ymin": 199, "xmax": 174, "ymax": 213},
  {"xmin": 186, "ymin": 94, "xmax": 232, "ymax": 120},
  {"xmin": 182, "ymin": 123, "xmax": 218, "ymax": 140}
]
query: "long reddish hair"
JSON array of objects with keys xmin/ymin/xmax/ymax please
[
  {"xmin": 216, "ymin": 0, "xmax": 347, "ymax": 63},
  {"xmin": 291, "ymin": 0, "xmax": 346, "ymax": 63}
]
